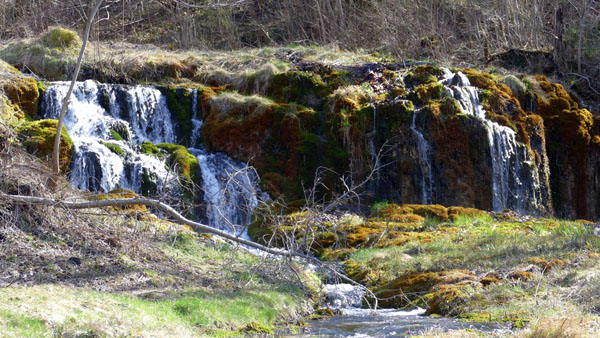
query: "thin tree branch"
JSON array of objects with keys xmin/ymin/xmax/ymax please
[
  {"xmin": 170, "ymin": 0, "xmax": 249, "ymax": 9},
  {"xmin": 51, "ymin": 0, "xmax": 104, "ymax": 176}
]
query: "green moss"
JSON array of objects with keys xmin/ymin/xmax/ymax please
[
  {"xmin": 16, "ymin": 119, "xmax": 73, "ymax": 173},
  {"xmin": 141, "ymin": 141, "xmax": 162, "ymax": 157},
  {"xmin": 157, "ymin": 143, "xmax": 199, "ymax": 181},
  {"xmin": 0, "ymin": 76, "xmax": 40, "ymax": 118},
  {"xmin": 414, "ymin": 82, "xmax": 443, "ymax": 104},
  {"xmin": 266, "ymin": 71, "xmax": 329, "ymax": 108},
  {"xmin": 40, "ymin": 27, "xmax": 82, "ymax": 49},
  {"xmin": 405, "ymin": 66, "xmax": 444, "ymax": 87},
  {"xmin": 160, "ymin": 87, "xmax": 194, "ymax": 145},
  {"xmin": 142, "ymin": 170, "xmax": 159, "ymax": 197},
  {"xmin": 109, "ymin": 129, "xmax": 125, "ymax": 141},
  {"xmin": 102, "ymin": 142, "xmax": 124, "ymax": 156}
]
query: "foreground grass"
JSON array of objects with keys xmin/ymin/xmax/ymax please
[{"xmin": 0, "ymin": 282, "xmax": 306, "ymax": 337}]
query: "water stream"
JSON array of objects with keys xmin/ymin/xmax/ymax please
[{"xmin": 302, "ymin": 283, "xmax": 507, "ymax": 337}]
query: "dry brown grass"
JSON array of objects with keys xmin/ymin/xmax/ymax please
[{"xmin": 519, "ymin": 317, "xmax": 598, "ymax": 338}]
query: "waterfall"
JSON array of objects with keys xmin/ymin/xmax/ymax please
[
  {"xmin": 440, "ymin": 70, "xmax": 543, "ymax": 213},
  {"xmin": 41, "ymin": 80, "xmax": 263, "ymax": 233},
  {"xmin": 42, "ymin": 80, "xmax": 176, "ymax": 194},
  {"xmin": 191, "ymin": 148, "xmax": 261, "ymax": 239},
  {"xmin": 190, "ymin": 88, "xmax": 203, "ymax": 148},
  {"xmin": 410, "ymin": 109, "xmax": 434, "ymax": 204}
]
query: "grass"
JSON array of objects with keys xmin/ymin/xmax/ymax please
[
  {"xmin": 341, "ymin": 213, "xmax": 600, "ymax": 330},
  {"xmin": 0, "ymin": 284, "xmax": 304, "ymax": 337},
  {"xmin": 349, "ymin": 215, "xmax": 597, "ymax": 277},
  {"xmin": 0, "ymin": 28, "xmax": 392, "ymax": 84},
  {"xmin": 0, "ymin": 232, "xmax": 310, "ymax": 337}
]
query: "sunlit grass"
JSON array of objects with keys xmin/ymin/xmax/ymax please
[{"xmin": 0, "ymin": 281, "xmax": 306, "ymax": 337}]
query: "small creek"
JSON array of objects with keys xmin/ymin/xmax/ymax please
[{"xmin": 292, "ymin": 284, "xmax": 508, "ymax": 337}]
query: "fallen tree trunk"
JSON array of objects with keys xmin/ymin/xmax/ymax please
[
  {"xmin": 0, "ymin": 192, "xmax": 288, "ymax": 256},
  {"xmin": 0, "ymin": 191, "xmax": 378, "ymax": 308}
]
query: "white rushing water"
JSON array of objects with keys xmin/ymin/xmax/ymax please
[
  {"xmin": 43, "ymin": 80, "xmax": 175, "ymax": 193},
  {"xmin": 410, "ymin": 109, "xmax": 434, "ymax": 204},
  {"xmin": 439, "ymin": 69, "xmax": 543, "ymax": 213},
  {"xmin": 41, "ymin": 80, "xmax": 262, "ymax": 233}
]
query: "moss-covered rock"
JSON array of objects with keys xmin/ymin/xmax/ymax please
[
  {"xmin": 16, "ymin": 119, "xmax": 73, "ymax": 173},
  {"xmin": 102, "ymin": 142, "xmax": 124, "ymax": 156},
  {"xmin": 156, "ymin": 143, "xmax": 199, "ymax": 181},
  {"xmin": 372, "ymin": 270, "xmax": 477, "ymax": 310}
]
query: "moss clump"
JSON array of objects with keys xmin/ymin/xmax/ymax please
[
  {"xmin": 0, "ymin": 75, "xmax": 39, "ymax": 118},
  {"xmin": 239, "ymin": 321, "xmax": 272, "ymax": 334},
  {"xmin": 375, "ymin": 204, "xmax": 451, "ymax": 222},
  {"xmin": 427, "ymin": 97, "xmax": 462, "ymax": 116},
  {"xmin": 140, "ymin": 141, "xmax": 162, "ymax": 157},
  {"xmin": 405, "ymin": 65, "xmax": 444, "ymax": 87},
  {"xmin": 109, "ymin": 129, "xmax": 125, "ymax": 141},
  {"xmin": 102, "ymin": 142, "xmax": 124, "ymax": 156},
  {"xmin": 40, "ymin": 27, "xmax": 82, "ymax": 49},
  {"xmin": 372, "ymin": 270, "xmax": 476, "ymax": 309},
  {"xmin": 156, "ymin": 143, "xmax": 199, "ymax": 181},
  {"xmin": 266, "ymin": 71, "xmax": 331, "ymax": 108},
  {"xmin": 414, "ymin": 82, "xmax": 443, "ymax": 104},
  {"xmin": 16, "ymin": 119, "xmax": 73, "ymax": 173}
]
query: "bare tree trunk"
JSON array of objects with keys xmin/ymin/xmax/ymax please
[
  {"xmin": 51, "ymin": 0, "xmax": 104, "ymax": 177},
  {"xmin": 577, "ymin": 0, "xmax": 589, "ymax": 74}
]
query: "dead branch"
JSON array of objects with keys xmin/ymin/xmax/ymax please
[{"xmin": 0, "ymin": 191, "xmax": 376, "ymax": 308}]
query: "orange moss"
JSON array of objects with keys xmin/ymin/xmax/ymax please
[
  {"xmin": 377, "ymin": 204, "xmax": 449, "ymax": 221},
  {"xmin": 406, "ymin": 66, "xmax": 443, "ymax": 86},
  {"xmin": 507, "ymin": 270, "xmax": 533, "ymax": 281},
  {"xmin": 462, "ymin": 68, "xmax": 497, "ymax": 89},
  {"xmin": 480, "ymin": 277, "xmax": 501, "ymax": 286},
  {"xmin": 528, "ymin": 257, "xmax": 567, "ymax": 271},
  {"xmin": 530, "ymin": 74, "xmax": 593, "ymax": 218},
  {"xmin": 448, "ymin": 206, "xmax": 487, "ymax": 220},
  {"xmin": 425, "ymin": 281, "xmax": 480, "ymax": 315},
  {"xmin": 373, "ymin": 270, "xmax": 476, "ymax": 308},
  {"xmin": 1, "ymin": 76, "xmax": 39, "ymax": 118}
]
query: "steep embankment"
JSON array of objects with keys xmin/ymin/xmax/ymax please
[
  {"xmin": 0, "ymin": 60, "xmax": 313, "ymax": 337},
  {"xmin": 6, "ymin": 28, "xmax": 598, "ymax": 220}
]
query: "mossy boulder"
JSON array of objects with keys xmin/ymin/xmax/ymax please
[
  {"xmin": 156, "ymin": 143, "xmax": 199, "ymax": 181},
  {"xmin": 372, "ymin": 270, "xmax": 477, "ymax": 310},
  {"xmin": 404, "ymin": 65, "xmax": 444, "ymax": 87},
  {"xmin": 16, "ymin": 119, "xmax": 73, "ymax": 173}
]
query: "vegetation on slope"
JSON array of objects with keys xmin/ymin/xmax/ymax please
[{"xmin": 0, "ymin": 73, "xmax": 314, "ymax": 337}]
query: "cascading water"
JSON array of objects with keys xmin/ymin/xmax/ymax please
[
  {"xmin": 410, "ymin": 108, "xmax": 434, "ymax": 205},
  {"xmin": 42, "ymin": 80, "xmax": 175, "ymax": 194},
  {"xmin": 41, "ymin": 80, "xmax": 263, "ymax": 234},
  {"xmin": 187, "ymin": 95, "xmax": 262, "ymax": 238},
  {"xmin": 440, "ymin": 70, "xmax": 543, "ymax": 214}
]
